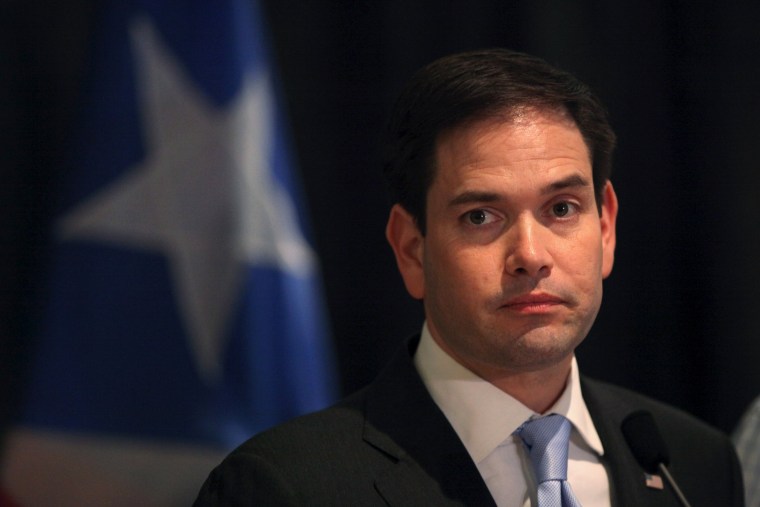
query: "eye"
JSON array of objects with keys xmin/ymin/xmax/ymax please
[
  {"xmin": 547, "ymin": 200, "xmax": 582, "ymax": 219},
  {"xmin": 552, "ymin": 202, "xmax": 571, "ymax": 217},
  {"xmin": 465, "ymin": 209, "xmax": 496, "ymax": 226}
]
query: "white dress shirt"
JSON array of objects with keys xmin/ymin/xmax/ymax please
[{"xmin": 414, "ymin": 322, "xmax": 611, "ymax": 507}]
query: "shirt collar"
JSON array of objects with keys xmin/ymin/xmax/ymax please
[{"xmin": 414, "ymin": 322, "xmax": 604, "ymax": 463}]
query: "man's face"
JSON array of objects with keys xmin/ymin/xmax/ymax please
[{"xmin": 387, "ymin": 108, "xmax": 617, "ymax": 379}]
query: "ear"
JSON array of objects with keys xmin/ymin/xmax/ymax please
[
  {"xmin": 599, "ymin": 181, "xmax": 618, "ymax": 278},
  {"xmin": 385, "ymin": 204, "xmax": 425, "ymax": 299}
]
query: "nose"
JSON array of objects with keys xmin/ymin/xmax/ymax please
[{"xmin": 504, "ymin": 214, "xmax": 553, "ymax": 277}]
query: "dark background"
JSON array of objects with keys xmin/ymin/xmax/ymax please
[{"xmin": 2, "ymin": 0, "xmax": 760, "ymax": 437}]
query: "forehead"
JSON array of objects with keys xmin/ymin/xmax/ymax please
[{"xmin": 432, "ymin": 108, "xmax": 591, "ymax": 191}]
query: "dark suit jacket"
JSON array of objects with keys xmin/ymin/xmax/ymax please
[{"xmin": 194, "ymin": 336, "xmax": 744, "ymax": 506}]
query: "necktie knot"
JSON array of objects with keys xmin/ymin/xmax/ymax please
[
  {"xmin": 518, "ymin": 414, "xmax": 572, "ymax": 482},
  {"xmin": 517, "ymin": 414, "xmax": 582, "ymax": 507}
]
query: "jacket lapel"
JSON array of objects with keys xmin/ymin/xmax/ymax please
[
  {"xmin": 581, "ymin": 377, "xmax": 681, "ymax": 507},
  {"xmin": 362, "ymin": 336, "xmax": 496, "ymax": 506}
]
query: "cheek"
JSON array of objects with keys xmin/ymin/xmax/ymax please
[
  {"xmin": 450, "ymin": 246, "xmax": 502, "ymax": 285},
  {"xmin": 559, "ymin": 236, "xmax": 604, "ymax": 280},
  {"xmin": 426, "ymin": 244, "xmax": 496, "ymax": 295}
]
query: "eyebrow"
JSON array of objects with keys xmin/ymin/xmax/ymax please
[
  {"xmin": 447, "ymin": 174, "xmax": 592, "ymax": 208},
  {"xmin": 541, "ymin": 174, "xmax": 591, "ymax": 194}
]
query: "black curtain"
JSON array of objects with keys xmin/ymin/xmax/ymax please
[{"xmin": 3, "ymin": 0, "xmax": 760, "ymax": 435}]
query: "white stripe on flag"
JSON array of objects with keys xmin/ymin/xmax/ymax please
[{"xmin": 1, "ymin": 428, "xmax": 224, "ymax": 506}]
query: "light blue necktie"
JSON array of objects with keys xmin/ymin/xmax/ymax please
[{"xmin": 517, "ymin": 414, "xmax": 583, "ymax": 507}]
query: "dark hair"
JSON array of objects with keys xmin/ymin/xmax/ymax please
[{"xmin": 382, "ymin": 48, "xmax": 616, "ymax": 234}]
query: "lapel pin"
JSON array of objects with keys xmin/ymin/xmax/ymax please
[{"xmin": 645, "ymin": 473, "xmax": 664, "ymax": 490}]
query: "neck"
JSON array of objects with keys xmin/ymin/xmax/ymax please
[
  {"xmin": 484, "ymin": 359, "xmax": 572, "ymax": 413},
  {"xmin": 422, "ymin": 323, "xmax": 576, "ymax": 414},
  {"xmin": 430, "ymin": 334, "xmax": 573, "ymax": 413}
]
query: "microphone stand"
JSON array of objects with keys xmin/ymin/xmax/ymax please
[{"xmin": 658, "ymin": 462, "xmax": 692, "ymax": 507}]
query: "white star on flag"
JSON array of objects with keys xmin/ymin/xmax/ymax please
[{"xmin": 57, "ymin": 17, "xmax": 316, "ymax": 384}]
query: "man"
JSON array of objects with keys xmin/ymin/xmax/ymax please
[{"xmin": 194, "ymin": 49, "xmax": 743, "ymax": 506}]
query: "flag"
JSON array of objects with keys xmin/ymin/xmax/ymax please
[{"xmin": 1, "ymin": 0, "xmax": 336, "ymax": 504}]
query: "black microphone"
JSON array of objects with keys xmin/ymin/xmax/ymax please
[{"xmin": 621, "ymin": 410, "xmax": 692, "ymax": 507}]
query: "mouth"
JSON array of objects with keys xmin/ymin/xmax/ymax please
[{"xmin": 500, "ymin": 292, "xmax": 565, "ymax": 313}]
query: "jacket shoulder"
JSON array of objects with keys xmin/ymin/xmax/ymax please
[
  {"xmin": 193, "ymin": 392, "xmax": 393, "ymax": 506},
  {"xmin": 583, "ymin": 377, "xmax": 725, "ymax": 440},
  {"xmin": 582, "ymin": 377, "xmax": 745, "ymax": 506}
]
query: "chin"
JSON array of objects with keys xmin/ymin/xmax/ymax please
[
  {"xmin": 491, "ymin": 331, "xmax": 581, "ymax": 370},
  {"xmin": 494, "ymin": 347, "xmax": 574, "ymax": 373}
]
